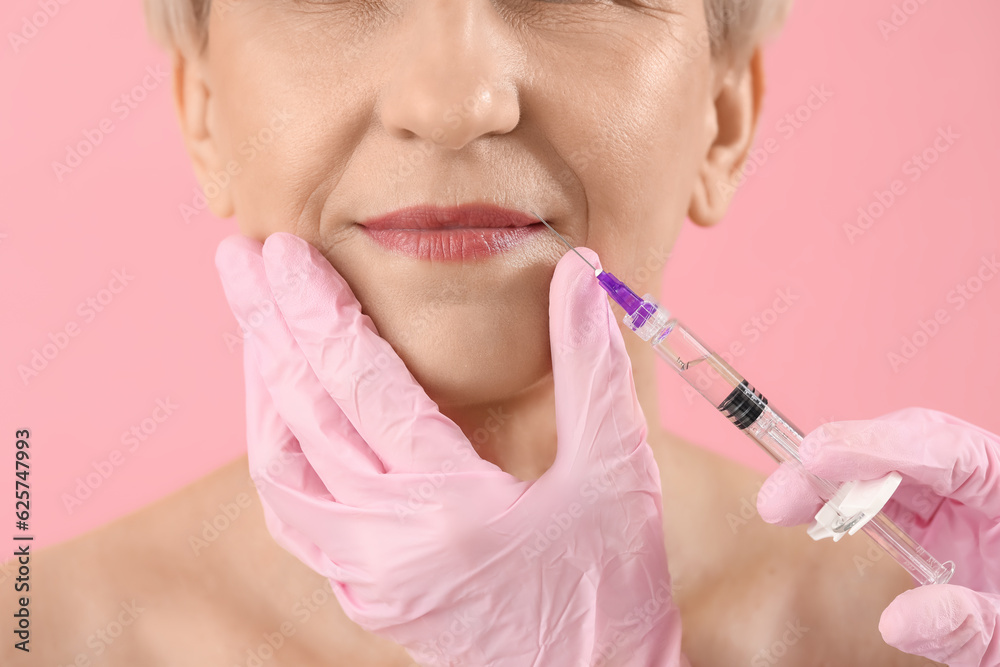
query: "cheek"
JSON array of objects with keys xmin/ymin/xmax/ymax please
[
  {"xmin": 207, "ymin": 12, "xmax": 371, "ymax": 240},
  {"xmin": 210, "ymin": 90, "xmax": 340, "ymax": 242},
  {"xmin": 539, "ymin": 42, "xmax": 708, "ymax": 286}
]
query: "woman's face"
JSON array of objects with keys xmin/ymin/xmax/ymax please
[{"xmin": 185, "ymin": 0, "xmax": 751, "ymax": 410}]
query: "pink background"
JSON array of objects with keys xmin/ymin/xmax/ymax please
[{"xmin": 2, "ymin": 1, "xmax": 998, "ymax": 549}]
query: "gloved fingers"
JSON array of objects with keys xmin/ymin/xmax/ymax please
[
  {"xmin": 242, "ymin": 345, "xmax": 364, "ymax": 576},
  {"xmin": 253, "ymin": 459, "xmax": 394, "ymax": 576},
  {"xmin": 257, "ymin": 485, "xmax": 341, "ymax": 578},
  {"xmin": 881, "ymin": 408, "xmax": 1000, "ymax": 520},
  {"xmin": 241, "ymin": 330, "xmax": 344, "ymax": 574},
  {"xmin": 800, "ymin": 416, "xmax": 1000, "ymax": 520},
  {"xmin": 243, "ymin": 340, "xmax": 313, "ymax": 493},
  {"xmin": 217, "ymin": 234, "xmax": 385, "ymax": 501},
  {"xmin": 879, "ymin": 585, "xmax": 1000, "ymax": 667},
  {"xmin": 547, "ymin": 246, "xmax": 649, "ymax": 475},
  {"xmin": 878, "ymin": 406, "xmax": 1000, "ymax": 441},
  {"xmin": 260, "ymin": 232, "xmax": 493, "ymax": 476},
  {"xmin": 755, "ymin": 461, "xmax": 825, "ymax": 527},
  {"xmin": 242, "ymin": 336, "xmax": 384, "ymax": 507},
  {"xmin": 753, "ymin": 460, "xmax": 937, "ymax": 531},
  {"xmin": 246, "ymin": 344, "xmax": 488, "ymax": 588},
  {"xmin": 877, "ymin": 483, "xmax": 946, "ymax": 527}
]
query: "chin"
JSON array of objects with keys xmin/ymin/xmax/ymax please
[
  {"xmin": 386, "ymin": 325, "xmax": 552, "ymax": 410},
  {"xmin": 357, "ymin": 283, "xmax": 554, "ymax": 408}
]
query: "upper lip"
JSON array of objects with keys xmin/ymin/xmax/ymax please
[{"xmin": 359, "ymin": 204, "xmax": 540, "ymax": 230}]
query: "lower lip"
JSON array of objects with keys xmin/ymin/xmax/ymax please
[{"xmin": 362, "ymin": 224, "xmax": 545, "ymax": 261}]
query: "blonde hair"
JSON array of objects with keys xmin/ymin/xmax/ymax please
[
  {"xmin": 144, "ymin": 0, "xmax": 792, "ymax": 61},
  {"xmin": 706, "ymin": 0, "xmax": 793, "ymax": 62}
]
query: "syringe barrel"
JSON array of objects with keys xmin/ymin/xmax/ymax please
[{"xmin": 622, "ymin": 298, "xmax": 955, "ymax": 586}]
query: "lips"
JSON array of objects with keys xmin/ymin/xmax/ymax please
[{"xmin": 359, "ymin": 203, "xmax": 544, "ymax": 261}]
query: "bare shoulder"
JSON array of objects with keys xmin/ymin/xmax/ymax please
[
  {"xmin": 0, "ymin": 457, "xmax": 401, "ymax": 666},
  {"xmin": 648, "ymin": 431, "xmax": 942, "ymax": 667},
  {"xmin": 0, "ymin": 459, "xmax": 248, "ymax": 665},
  {"xmin": 3, "ymin": 457, "xmax": 416, "ymax": 666}
]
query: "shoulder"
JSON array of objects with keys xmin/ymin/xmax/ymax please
[
  {"xmin": 0, "ymin": 458, "xmax": 266, "ymax": 666},
  {"xmin": 648, "ymin": 430, "xmax": 939, "ymax": 667},
  {"xmin": 1, "ymin": 457, "xmax": 415, "ymax": 666}
]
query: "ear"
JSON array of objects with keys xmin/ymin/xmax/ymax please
[
  {"xmin": 170, "ymin": 49, "xmax": 235, "ymax": 218},
  {"xmin": 688, "ymin": 48, "xmax": 766, "ymax": 227}
]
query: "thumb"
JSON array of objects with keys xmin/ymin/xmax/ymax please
[
  {"xmin": 756, "ymin": 461, "xmax": 824, "ymax": 527},
  {"xmin": 548, "ymin": 248, "xmax": 647, "ymax": 472},
  {"xmin": 879, "ymin": 585, "xmax": 1000, "ymax": 666}
]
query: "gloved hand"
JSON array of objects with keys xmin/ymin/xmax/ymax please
[
  {"xmin": 756, "ymin": 407, "xmax": 1000, "ymax": 666},
  {"xmin": 215, "ymin": 231, "xmax": 689, "ymax": 667}
]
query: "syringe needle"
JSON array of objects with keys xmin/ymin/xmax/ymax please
[
  {"xmin": 528, "ymin": 211, "xmax": 645, "ymax": 316},
  {"xmin": 528, "ymin": 209, "xmax": 598, "ymax": 273}
]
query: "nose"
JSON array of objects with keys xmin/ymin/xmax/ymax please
[{"xmin": 379, "ymin": 0, "xmax": 521, "ymax": 151}]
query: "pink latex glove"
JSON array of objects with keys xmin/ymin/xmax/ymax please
[
  {"xmin": 756, "ymin": 407, "xmax": 1000, "ymax": 666},
  {"xmin": 215, "ymin": 232, "xmax": 689, "ymax": 667}
]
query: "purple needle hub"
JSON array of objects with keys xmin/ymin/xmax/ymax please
[{"xmin": 596, "ymin": 270, "xmax": 656, "ymax": 329}]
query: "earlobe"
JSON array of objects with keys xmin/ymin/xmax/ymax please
[
  {"xmin": 688, "ymin": 49, "xmax": 765, "ymax": 228},
  {"xmin": 171, "ymin": 50, "xmax": 235, "ymax": 219}
]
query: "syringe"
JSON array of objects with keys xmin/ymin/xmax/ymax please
[{"xmin": 535, "ymin": 214, "xmax": 955, "ymax": 587}]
